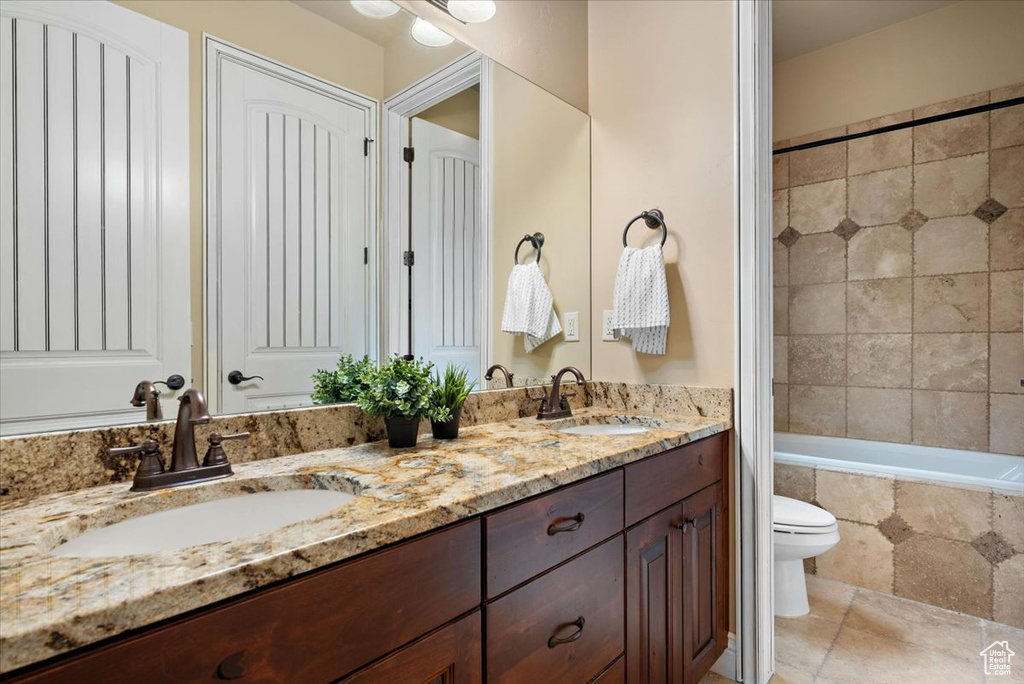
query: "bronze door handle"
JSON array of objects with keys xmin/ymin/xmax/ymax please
[
  {"xmin": 674, "ymin": 519, "xmax": 694, "ymax": 531},
  {"xmin": 228, "ymin": 371, "xmax": 264, "ymax": 385},
  {"xmin": 547, "ymin": 512, "xmax": 585, "ymax": 536},
  {"xmin": 548, "ymin": 616, "xmax": 586, "ymax": 648}
]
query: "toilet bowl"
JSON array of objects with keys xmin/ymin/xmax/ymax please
[{"xmin": 773, "ymin": 495, "xmax": 840, "ymax": 617}]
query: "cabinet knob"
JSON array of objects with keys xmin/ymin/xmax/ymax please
[
  {"xmin": 216, "ymin": 651, "xmax": 246, "ymax": 680},
  {"xmin": 547, "ymin": 616, "xmax": 586, "ymax": 648},
  {"xmin": 674, "ymin": 519, "xmax": 694, "ymax": 531},
  {"xmin": 547, "ymin": 512, "xmax": 585, "ymax": 536}
]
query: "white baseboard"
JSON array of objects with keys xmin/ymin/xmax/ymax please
[{"xmin": 711, "ymin": 632, "xmax": 738, "ymax": 681}]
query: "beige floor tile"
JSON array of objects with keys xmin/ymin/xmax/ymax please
[
  {"xmin": 770, "ymin": 660, "xmax": 817, "ymax": 684},
  {"xmin": 981, "ymin": 621, "xmax": 1024, "ymax": 683},
  {"xmin": 993, "ymin": 554, "xmax": 1024, "ymax": 629},
  {"xmin": 776, "ymin": 613, "xmax": 842, "ymax": 673},
  {"xmin": 819, "ymin": 625, "xmax": 984, "ymax": 684},
  {"xmin": 843, "ymin": 589, "xmax": 984, "ymax": 661},
  {"xmin": 805, "ymin": 574, "xmax": 857, "ymax": 623},
  {"xmin": 699, "ymin": 672, "xmax": 736, "ymax": 684}
]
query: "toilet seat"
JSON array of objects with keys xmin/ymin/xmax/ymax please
[{"xmin": 773, "ymin": 495, "xmax": 837, "ymax": 534}]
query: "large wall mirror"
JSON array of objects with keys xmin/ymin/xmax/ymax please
[{"xmin": 0, "ymin": 0, "xmax": 591, "ymax": 435}]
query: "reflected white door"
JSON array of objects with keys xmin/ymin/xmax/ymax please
[
  {"xmin": 410, "ymin": 117, "xmax": 480, "ymax": 380},
  {"xmin": 0, "ymin": 1, "xmax": 189, "ymax": 435},
  {"xmin": 208, "ymin": 41, "xmax": 373, "ymax": 414}
]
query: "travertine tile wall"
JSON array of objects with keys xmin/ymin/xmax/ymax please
[
  {"xmin": 775, "ymin": 462, "xmax": 1024, "ymax": 628},
  {"xmin": 773, "ymin": 84, "xmax": 1024, "ymax": 456}
]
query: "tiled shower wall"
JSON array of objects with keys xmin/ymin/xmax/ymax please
[
  {"xmin": 772, "ymin": 84, "xmax": 1024, "ymax": 456},
  {"xmin": 775, "ymin": 462, "xmax": 1024, "ymax": 628}
]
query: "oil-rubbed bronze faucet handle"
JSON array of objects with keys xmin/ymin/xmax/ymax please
[
  {"xmin": 203, "ymin": 432, "xmax": 250, "ymax": 467},
  {"xmin": 109, "ymin": 440, "xmax": 167, "ymax": 491}
]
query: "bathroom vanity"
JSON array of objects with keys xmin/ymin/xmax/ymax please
[{"xmin": 2, "ymin": 418, "xmax": 729, "ymax": 684}]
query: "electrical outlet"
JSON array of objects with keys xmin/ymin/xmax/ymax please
[
  {"xmin": 563, "ymin": 312, "xmax": 579, "ymax": 341},
  {"xmin": 602, "ymin": 310, "xmax": 619, "ymax": 341}
]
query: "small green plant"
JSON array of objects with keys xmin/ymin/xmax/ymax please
[
  {"xmin": 356, "ymin": 356, "xmax": 436, "ymax": 419},
  {"xmin": 311, "ymin": 354, "xmax": 376, "ymax": 405},
  {"xmin": 428, "ymin": 364, "xmax": 476, "ymax": 423}
]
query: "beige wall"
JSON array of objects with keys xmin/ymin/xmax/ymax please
[
  {"xmin": 588, "ymin": 0, "xmax": 735, "ymax": 388},
  {"xmin": 113, "ymin": 0, "xmax": 384, "ymax": 389},
  {"xmin": 417, "ymin": 86, "xmax": 480, "ymax": 140},
  {"xmin": 774, "ymin": 0, "xmax": 1024, "ymax": 142},
  {"xmin": 396, "ymin": 0, "xmax": 589, "ymax": 113},
  {"xmin": 491, "ymin": 65, "xmax": 592, "ymax": 381},
  {"xmin": 383, "ymin": 29, "xmax": 472, "ymax": 100}
]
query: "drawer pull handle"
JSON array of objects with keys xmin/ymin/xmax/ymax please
[
  {"xmin": 548, "ymin": 616, "xmax": 586, "ymax": 648},
  {"xmin": 698, "ymin": 452, "xmax": 704, "ymax": 465},
  {"xmin": 674, "ymin": 519, "xmax": 694, "ymax": 531},
  {"xmin": 216, "ymin": 651, "xmax": 246, "ymax": 680},
  {"xmin": 547, "ymin": 512, "xmax": 585, "ymax": 536}
]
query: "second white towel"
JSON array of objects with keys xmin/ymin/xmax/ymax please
[
  {"xmin": 500, "ymin": 262, "xmax": 562, "ymax": 353},
  {"xmin": 611, "ymin": 244, "xmax": 670, "ymax": 355}
]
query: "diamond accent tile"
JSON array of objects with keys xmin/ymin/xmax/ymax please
[
  {"xmin": 833, "ymin": 217, "xmax": 862, "ymax": 241},
  {"xmin": 971, "ymin": 531, "xmax": 1015, "ymax": 565},
  {"xmin": 878, "ymin": 512, "xmax": 914, "ymax": 545},
  {"xmin": 899, "ymin": 209, "xmax": 928, "ymax": 232},
  {"xmin": 778, "ymin": 226, "xmax": 802, "ymax": 247},
  {"xmin": 973, "ymin": 198, "xmax": 1008, "ymax": 225}
]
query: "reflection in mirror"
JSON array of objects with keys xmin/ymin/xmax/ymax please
[{"xmin": 0, "ymin": 0, "xmax": 590, "ymax": 436}]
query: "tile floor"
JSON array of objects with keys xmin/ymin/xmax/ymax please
[{"xmin": 700, "ymin": 574, "xmax": 1024, "ymax": 684}]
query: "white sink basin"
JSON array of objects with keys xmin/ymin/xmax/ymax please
[
  {"xmin": 52, "ymin": 490, "xmax": 355, "ymax": 558},
  {"xmin": 558, "ymin": 424, "xmax": 651, "ymax": 436}
]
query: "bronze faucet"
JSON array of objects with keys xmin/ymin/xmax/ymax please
[
  {"xmin": 130, "ymin": 381, "xmax": 163, "ymax": 421},
  {"xmin": 110, "ymin": 388, "xmax": 248, "ymax": 492},
  {"xmin": 484, "ymin": 364, "xmax": 515, "ymax": 389},
  {"xmin": 537, "ymin": 367, "xmax": 586, "ymax": 420}
]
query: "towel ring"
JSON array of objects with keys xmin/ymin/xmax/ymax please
[
  {"xmin": 622, "ymin": 209, "xmax": 667, "ymax": 248},
  {"xmin": 514, "ymin": 232, "xmax": 545, "ymax": 265}
]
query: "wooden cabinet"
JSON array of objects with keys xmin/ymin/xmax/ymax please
[
  {"xmin": 9, "ymin": 432, "xmax": 729, "ymax": 684},
  {"xmin": 340, "ymin": 612, "xmax": 482, "ymax": 684},
  {"xmin": 486, "ymin": 537, "xmax": 624, "ymax": 684},
  {"xmin": 624, "ymin": 481, "xmax": 727, "ymax": 684}
]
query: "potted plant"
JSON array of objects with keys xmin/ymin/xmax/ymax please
[
  {"xmin": 356, "ymin": 356, "xmax": 435, "ymax": 448},
  {"xmin": 428, "ymin": 364, "xmax": 476, "ymax": 440},
  {"xmin": 311, "ymin": 354, "xmax": 376, "ymax": 405}
]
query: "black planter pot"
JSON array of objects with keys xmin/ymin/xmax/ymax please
[
  {"xmin": 384, "ymin": 415, "xmax": 420, "ymax": 448},
  {"xmin": 431, "ymin": 407, "xmax": 463, "ymax": 440}
]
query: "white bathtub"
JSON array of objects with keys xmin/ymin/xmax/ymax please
[{"xmin": 775, "ymin": 433, "xmax": 1024, "ymax": 494}]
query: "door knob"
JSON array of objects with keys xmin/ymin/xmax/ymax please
[
  {"xmin": 154, "ymin": 374, "xmax": 186, "ymax": 391},
  {"xmin": 228, "ymin": 370, "xmax": 264, "ymax": 385}
]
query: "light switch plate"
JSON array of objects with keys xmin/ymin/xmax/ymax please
[
  {"xmin": 564, "ymin": 312, "xmax": 579, "ymax": 342},
  {"xmin": 602, "ymin": 310, "xmax": 619, "ymax": 341}
]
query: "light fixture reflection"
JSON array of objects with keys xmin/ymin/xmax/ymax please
[
  {"xmin": 446, "ymin": 0, "xmax": 496, "ymax": 23},
  {"xmin": 410, "ymin": 17, "xmax": 454, "ymax": 47},
  {"xmin": 350, "ymin": 0, "xmax": 401, "ymax": 19}
]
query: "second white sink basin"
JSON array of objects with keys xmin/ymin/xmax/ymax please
[
  {"xmin": 52, "ymin": 490, "xmax": 355, "ymax": 558},
  {"xmin": 558, "ymin": 424, "xmax": 651, "ymax": 436}
]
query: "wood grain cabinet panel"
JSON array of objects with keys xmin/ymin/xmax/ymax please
[
  {"xmin": 625, "ymin": 505, "xmax": 683, "ymax": 684},
  {"xmin": 486, "ymin": 470, "xmax": 623, "ymax": 597},
  {"xmin": 12, "ymin": 521, "xmax": 481, "ymax": 684},
  {"xmin": 624, "ymin": 434, "xmax": 724, "ymax": 527},
  {"xmin": 486, "ymin": 536, "xmax": 625, "ymax": 684},
  {"xmin": 339, "ymin": 611, "xmax": 482, "ymax": 684},
  {"xmin": 591, "ymin": 655, "xmax": 626, "ymax": 683},
  {"xmin": 681, "ymin": 483, "xmax": 727, "ymax": 684}
]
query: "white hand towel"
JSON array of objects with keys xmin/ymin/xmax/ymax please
[
  {"xmin": 500, "ymin": 262, "xmax": 562, "ymax": 353},
  {"xmin": 611, "ymin": 244, "xmax": 670, "ymax": 355}
]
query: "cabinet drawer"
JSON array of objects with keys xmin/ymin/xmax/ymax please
[
  {"xmin": 486, "ymin": 536, "xmax": 624, "ymax": 684},
  {"xmin": 486, "ymin": 470, "xmax": 623, "ymax": 597},
  {"xmin": 592, "ymin": 656, "xmax": 625, "ymax": 684},
  {"xmin": 624, "ymin": 434, "xmax": 724, "ymax": 527},
  {"xmin": 340, "ymin": 611, "xmax": 481, "ymax": 684},
  {"xmin": 15, "ymin": 521, "xmax": 481, "ymax": 684}
]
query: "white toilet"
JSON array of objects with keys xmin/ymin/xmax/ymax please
[{"xmin": 773, "ymin": 495, "xmax": 840, "ymax": 617}]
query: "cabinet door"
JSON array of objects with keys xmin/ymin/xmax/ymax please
[
  {"xmin": 625, "ymin": 505, "xmax": 683, "ymax": 684},
  {"xmin": 681, "ymin": 483, "xmax": 726, "ymax": 684},
  {"xmin": 340, "ymin": 611, "xmax": 481, "ymax": 684}
]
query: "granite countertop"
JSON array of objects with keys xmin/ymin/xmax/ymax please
[{"xmin": 0, "ymin": 407, "xmax": 730, "ymax": 673}]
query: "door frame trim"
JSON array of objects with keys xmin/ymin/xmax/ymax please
[
  {"xmin": 203, "ymin": 35, "xmax": 379, "ymax": 413},
  {"xmin": 381, "ymin": 51, "xmax": 491, "ymax": 379},
  {"xmin": 734, "ymin": 1, "xmax": 775, "ymax": 682}
]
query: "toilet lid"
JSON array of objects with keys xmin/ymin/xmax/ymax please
[{"xmin": 773, "ymin": 495, "xmax": 837, "ymax": 529}]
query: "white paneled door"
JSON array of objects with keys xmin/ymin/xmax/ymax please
[
  {"xmin": 411, "ymin": 117, "xmax": 481, "ymax": 381},
  {"xmin": 0, "ymin": 1, "xmax": 189, "ymax": 435},
  {"xmin": 207, "ymin": 40, "xmax": 375, "ymax": 414}
]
